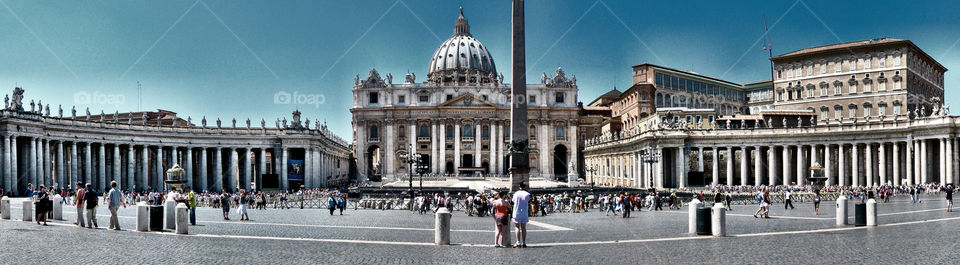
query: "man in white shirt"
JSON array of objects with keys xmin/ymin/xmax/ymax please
[{"xmin": 511, "ymin": 183, "xmax": 531, "ymax": 248}]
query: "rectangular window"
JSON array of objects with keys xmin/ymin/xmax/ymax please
[
  {"xmin": 879, "ymin": 106, "xmax": 886, "ymax": 116},
  {"xmin": 849, "ymin": 60, "xmax": 856, "ymax": 71},
  {"xmin": 555, "ymin": 93, "xmax": 565, "ymax": 103},
  {"xmin": 879, "ymin": 82, "xmax": 886, "ymax": 91},
  {"xmin": 864, "ymin": 83, "xmax": 871, "ymax": 92},
  {"xmin": 834, "ymin": 84, "xmax": 842, "ymax": 95},
  {"xmin": 864, "ymin": 108, "xmax": 871, "ymax": 118},
  {"xmin": 894, "ymin": 56, "xmax": 901, "ymax": 66},
  {"xmin": 849, "ymin": 108, "xmax": 856, "ymax": 118},
  {"xmin": 894, "ymin": 80, "xmax": 902, "ymax": 90},
  {"xmin": 397, "ymin": 95, "xmax": 405, "ymax": 104},
  {"xmin": 864, "ymin": 58, "xmax": 871, "ymax": 69},
  {"xmin": 893, "ymin": 105, "xmax": 901, "ymax": 115},
  {"xmin": 446, "ymin": 94, "xmax": 453, "ymax": 101},
  {"xmin": 795, "ymin": 68, "xmax": 801, "ymax": 77},
  {"xmin": 879, "ymin": 58, "xmax": 885, "ymax": 68},
  {"xmin": 820, "ymin": 64, "xmax": 826, "ymax": 74},
  {"xmin": 835, "ymin": 62, "xmax": 842, "ymax": 73},
  {"xmin": 368, "ymin": 92, "xmax": 379, "ymax": 104},
  {"xmin": 419, "ymin": 95, "xmax": 429, "ymax": 102},
  {"xmin": 835, "ymin": 110, "xmax": 842, "ymax": 120},
  {"xmin": 806, "ymin": 66, "xmax": 813, "ymax": 76},
  {"xmin": 849, "ymin": 84, "xmax": 857, "ymax": 94},
  {"xmin": 529, "ymin": 95, "xmax": 536, "ymax": 104}
]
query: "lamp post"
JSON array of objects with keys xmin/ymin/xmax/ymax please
[
  {"xmin": 415, "ymin": 162, "xmax": 429, "ymax": 194},
  {"xmin": 641, "ymin": 147, "xmax": 662, "ymax": 190},
  {"xmin": 585, "ymin": 165, "xmax": 598, "ymax": 197},
  {"xmin": 397, "ymin": 148, "xmax": 422, "ymax": 198}
]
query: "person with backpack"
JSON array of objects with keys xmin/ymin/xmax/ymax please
[
  {"xmin": 753, "ymin": 189, "xmax": 765, "ymax": 218},
  {"xmin": 220, "ymin": 190, "xmax": 231, "ymax": 220},
  {"xmin": 813, "ymin": 189, "xmax": 822, "ymax": 215},
  {"xmin": 83, "ymin": 183, "xmax": 99, "ymax": 228},
  {"xmin": 327, "ymin": 195, "xmax": 337, "ymax": 215}
]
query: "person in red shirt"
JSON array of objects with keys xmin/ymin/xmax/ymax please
[
  {"xmin": 73, "ymin": 182, "xmax": 85, "ymax": 227},
  {"xmin": 492, "ymin": 192, "xmax": 511, "ymax": 248}
]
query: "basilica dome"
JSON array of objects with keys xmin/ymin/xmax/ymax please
[{"xmin": 427, "ymin": 7, "xmax": 497, "ymax": 84}]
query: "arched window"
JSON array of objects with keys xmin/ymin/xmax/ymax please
[
  {"xmin": 529, "ymin": 125, "xmax": 537, "ymax": 140},
  {"xmin": 419, "ymin": 125, "xmax": 429, "ymax": 138},
  {"xmin": 463, "ymin": 124, "xmax": 473, "ymax": 138},
  {"xmin": 369, "ymin": 125, "xmax": 379, "ymax": 140}
]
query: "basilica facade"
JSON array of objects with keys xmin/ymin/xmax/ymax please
[{"xmin": 351, "ymin": 9, "xmax": 579, "ymax": 184}]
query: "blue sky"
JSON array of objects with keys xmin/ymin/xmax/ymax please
[{"xmin": 1, "ymin": 0, "xmax": 958, "ymax": 138}]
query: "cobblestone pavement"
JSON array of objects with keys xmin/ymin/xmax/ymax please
[{"xmin": 1, "ymin": 194, "xmax": 958, "ymax": 264}]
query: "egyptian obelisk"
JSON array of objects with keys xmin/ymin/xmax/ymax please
[{"xmin": 509, "ymin": 0, "xmax": 529, "ymax": 192}]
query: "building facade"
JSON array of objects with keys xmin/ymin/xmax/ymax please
[
  {"xmin": 0, "ymin": 88, "xmax": 350, "ymax": 196},
  {"xmin": 584, "ymin": 38, "xmax": 956, "ymax": 189},
  {"xmin": 351, "ymin": 8, "xmax": 580, "ymax": 183}
]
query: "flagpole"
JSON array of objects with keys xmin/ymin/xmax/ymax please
[{"xmin": 764, "ymin": 16, "xmax": 775, "ymax": 84}]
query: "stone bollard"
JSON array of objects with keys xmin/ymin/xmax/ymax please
[
  {"xmin": 22, "ymin": 199, "xmax": 33, "ymax": 222},
  {"xmin": 52, "ymin": 195, "xmax": 63, "ymax": 220},
  {"xmin": 836, "ymin": 195, "xmax": 848, "ymax": 225},
  {"xmin": 688, "ymin": 199, "xmax": 701, "ymax": 234},
  {"xmin": 866, "ymin": 199, "xmax": 878, "ymax": 226},
  {"xmin": 0, "ymin": 197, "xmax": 9, "ymax": 219},
  {"xmin": 136, "ymin": 202, "xmax": 149, "ymax": 232},
  {"xmin": 712, "ymin": 203, "xmax": 726, "ymax": 237},
  {"xmin": 175, "ymin": 203, "xmax": 189, "ymax": 234},
  {"xmin": 164, "ymin": 198, "xmax": 177, "ymax": 230},
  {"xmin": 435, "ymin": 207, "xmax": 451, "ymax": 245}
]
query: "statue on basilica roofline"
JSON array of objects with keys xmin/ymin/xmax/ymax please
[
  {"xmin": 216, "ymin": 118, "xmax": 222, "ymax": 129},
  {"xmin": 232, "ymin": 118, "xmax": 237, "ymax": 128},
  {"xmin": 261, "ymin": 118, "xmax": 266, "ymax": 129},
  {"xmin": 10, "ymin": 87, "xmax": 24, "ymax": 111},
  {"xmin": 44, "ymin": 105, "xmax": 50, "ymax": 117},
  {"xmin": 30, "ymin": 100, "xmax": 35, "ymax": 112},
  {"xmin": 246, "ymin": 118, "xmax": 251, "ymax": 129},
  {"xmin": 201, "ymin": 116, "xmax": 207, "ymax": 127},
  {"xmin": 4, "ymin": 94, "xmax": 8, "ymax": 109},
  {"xmin": 58, "ymin": 105, "xmax": 63, "ymax": 118}
]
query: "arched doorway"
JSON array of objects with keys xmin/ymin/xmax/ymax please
[
  {"xmin": 445, "ymin": 161, "xmax": 454, "ymax": 174},
  {"xmin": 553, "ymin": 144, "xmax": 568, "ymax": 182},
  {"xmin": 481, "ymin": 161, "xmax": 490, "ymax": 174},
  {"xmin": 366, "ymin": 145, "xmax": 382, "ymax": 181}
]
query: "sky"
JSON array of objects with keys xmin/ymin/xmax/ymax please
[{"xmin": 1, "ymin": 0, "xmax": 959, "ymax": 139}]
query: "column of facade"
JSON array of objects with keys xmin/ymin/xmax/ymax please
[
  {"xmin": 865, "ymin": 143, "xmax": 874, "ymax": 187},
  {"xmin": 10, "ymin": 137, "xmax": 17, "ymax": 194},
  {"xmin": 112, "ymin": 144, "xmax": 121, "ymax": 188},
  {"xmin": 476, "ymin": 121, "xmax": 482, "ymax": 171},
  {"xmin": 697, "ymin": 147, "xmax": 704, "ymax": 172},
  {"xmin": 797, "ymin": 145, "xmax": 805, "ymax": 186},
  {"xmin": 230, "ymin": 147, "xmax": 239, "ymax": 192},
  {"xmin": 214, "ymin": 147, "xmax": 223, "ymax": 191},
  {"xmin": 126, "ymin": 145, "xmax": 135, "ymax": 191},
  {"xmin": 839, "ymin": 144, "xmax": 847, "ymax": 186},
  {"xmin": 914, "ymin": 140, "xmax": 921, "ymax": 185},
  {"xmin": 489, "ymin": 121, "xmax": 497, "ymax": 175},
  {"xmin": 754, "ymin": 146, "xmax": 762, "ymax": 185},
  {"xmin": 825, "ymin": 144, "xmax": 834, "ymax": 186},
  {"xmin": 768, "ymin": 146, "xmax": 776, "ymax": 185},
  {"xmin": 185, "ymin": 147, "xmax": 193, "ymax": 189},
  {"xmin": 439, "ymin": 121, "xmax": 446, "ymax": 174},
  {"xmin": 312, "ymin": 149, "xmax": 320, "ymax": 188},
  {"xmin": 29, "ymin": 137, "xmax": 37, "ymax": 187},
  {"xmin": 57, "ymin": 141, "xmax": 65, "ymax": 189},
  {"xmin": 920, "ymin": 140, "xmax": 928, "ymax": 184},
  {"xmin": 940, "ymin": 138, "xmax": 947, "ymax": 184},
  {"xmin": 280, "ymin": 147, "xmax": 288, "ymax": 191},
  {"xmin": 243, "ymin": 148, "xmax": 252, "ymax": 190},
  {"xmin": 2, "ymin": 136, "xmax": 9, "ymax": 191},
  {"xmin": 568, "ymin": 124, "xmax": 577, "ymax": 183},
  {"xmin": 140, "ymin": 146, "xmax": 148, "ymax": 190},
  {"xmin": 948, "ymin": 137, "xmax": 955, "ymax": 185},
  {"xmin": 725, "ymin": 146, "xmax": 733, "ymax": 186},
  {"xmin": 879, "ymin": 143, "xmax": 887, "ymax": 186},
  {"xmin": 408, "ymin": 122, "xmax": 416, "ymax": 158},
  {"xmin": 781, "ymin": 145, "xmax": 790, "ymax": 186},
  {"xmin": 431, "ymin": 121, "xmax": 438, "ymax": 174},
  {"xmin": 384, "ymin": 121, "xmax": 394, "ymax": 178},
  {"xmin": 711, "ymin": 146, "xmax": 719, "ymax": 186},
  {"xmin": 740, "ymin": 146, "xmax": 748, "ymax": 186},
  {"xmin": 257, "ymin": 149, "xmax": 266, "ymax": 189},
  {"xmin": 655, "ymin": 147, "xmax": 663, "ymax": 188},
  {"xmin": 893, "ymin": 142, "xmax": 901, "ymax": 186},
  {"xmin": 851, "ymin": 144, "xmax": 860, "ymax": 187},
  {"xmin": 677, "ymin": 147, "xmax": 687, "ymax": 188},
  {"xmin": 454, "ymin": 122, "xmax": 460, "ymax": 175},
  {"xmin": 497, "ymin": 123, "xmax": 504, "ymax": 175},
  {"xmin": 43, "ymin": 139, "xmax": 50, "ymax": 187},
  {"xmin": 83, "ymin": 143, "xmax": 92, "ymax": 187}
]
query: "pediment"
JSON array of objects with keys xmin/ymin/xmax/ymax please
[{"xmin": 439, "ymin": 93, "xmax": 497, "ymax": 107}]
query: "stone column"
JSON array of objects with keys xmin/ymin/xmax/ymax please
[
  {"xmin": 10, "ymin": 136, "xmax": 16, "ymax": 195},
  {"xmin": 782, "ymin": 145, "xmax": 790, "ymax": 185},
  {"xmin": 893, "ymin": 142, "xmax": 901, "ymax": 186},
  {"xmin": 312, "ymin": 149, "xmax": 320, "ymax": 188},
  {"xmin": 97, "ymin": 143, "xmax": 106, "ymax": 190},
  {"xmin": 185, "ymin": 148, "xmax": 193, "ymax": 189},
  {"xmin": 497, "ymin": 123, "xmax": 504, "ymax": 175},
  {"xmin": 711, "ymin": 146, "xmax": 719, "ymax": 186},
  {"xmin": 825, "ymin": 144, "xmax": 834, "ymax": 186},
  {"xmin": 214, "ymin": 147, "xmax": 223, "ymax": 191},
  {"xmin": 489, "ymin": 121, "xmax": 497, "ymax": 175},
  {"xmin": 431, "ymin": 122, "xmax": 438, "ymax": 174},
  {"xmin": 865, "ymin": 143, "xmax": 874, "ymax": 187},
  {"xmin": 83, "ymin": 143, "xmax": 92, "ymax": 187},
  {"xmin": 797, "ymin": 145, "xmax": 805, "ymax": 186},
  {"xmin": 907, "ymin": 141, "xmax": 916, "ymax": 186},
  {"xmin": 477, "ymin": 122, "xmax": 483, "ymax": 173},
  {"xmin": 409, "ymin": 122, "xmax": 416, "ymax": 157},
  {"xmin": 384, "ymin": 122, "xmax": 394, "ymax": 179},
  {"xmin": 244, "ymin": 148, "xmax": 252, "ymax": 190},
  {"xmin": 920, "ymin": 140, "xmax": 928, "ymax": 184},
  {"xmin": 454, "ymin": 122, "xmax": 460, "ymax": 175},
  {"xmin": 725, "ymin": 146, "xmax": 733, "ymax": 186},
  {"xmin": 879, "ymin": 143, "xmax": 887, "ymax": 186},
  {"xmin": 29, "ymin": 137, "xmax": 37, "ymax": 187},
  {"xmin": 754, "ymin": 146, "xmax": 762, "ymax": 186},
  {"xmin": 43, "ymin": 139, "xmax": 51, "ymax": 187},
  {"xmin": 3, "ymin": 136, "xmax": 9, "ymax": 191},
  {"xmin": 697, "ymin": 147, "xmax": 704, "ymax": 172},
  {"xmin": 439, "ymin": 121, "xmax": 446, "ymax": 174},
  {"xmin": 140, "ymin": 146, "xmax": 148, "ymax": 190},
  {"xmin": 768, "ymin": 146, "xmax": 776, "ymax": 185},
  {"xmin": 112, "ymin": 144, "xmax": 121, "ymax": 188},
  {"xmin": 57, "ymin": 141, "xmax": 65, "ymax": 190},
  {"xmin": 838, "ymin": 144, "xmax": 847, "ymax": 186},
  {"xmin": 280, "ymin": 148, "xmax": 288, "ymax": 191},
  {"xmin": 948, "ymin": 137, "xmax": 955, "ymax": 186},
  {"xmin": 127, "ymin": 145, "xmax": 135, "ymax": 191},
  {"xmin": 229, "ymin": 148, "xmax": 239, "ymax": 192},
  {"xmin": 568, "ymin": 124, "xmax": 577, "ymax": 184},
  {"xmin": 677, "ymin": 147, "xmax": 687, "ymax": 188},
  {"xmin": 940, "ymin": 138, "xmax": 947, "ymax": 184},
  {"xmin": 258, "ymin": 149, "xmax": 266, "ymax": 189},
  {"xmin": 852, "ymin": 144, "xmax": 860, "ymax": 187},
  {"xmin": 171, "ymin": 146, "xmax": 179, "ymax": 168},
  {"xmin": 740, "ymin": 146, "xmax": 748, "ymax": 186}
]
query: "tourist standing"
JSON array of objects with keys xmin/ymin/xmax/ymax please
[
  {"xmin": 337, "ymin": 195, "xmax": 346, "ymax": 215},
  {"xmin": 220, "ymin": 190, "xmax": 231, "ymax": 220},
  {"xmin": 511, "ymin": 184, "xmax": 531, "ymax": 248},
  {"xmin": 724, "ymin": 192, "xmax": 732, "ymax": 211},
  {"xmin": 83, "ymin": 183, "xmax": 99, "ymax": 228},
  {"xmin": 784, "ymin": 190, "xmax": 795, "ymax": 210},
  {"xmin": 106, "ymin": 181, "xmax": 126, "ymax": 230},
  {"xmin": 327, "ymin": 195, "xmax": 337, "ymax": 215},
  {"xmin": 813, "ymin": 189, "xmax": 821, "ymax": 215},
  {"xmin": 186, "ymin": 187, "xmax": 197, "ymax": 225},
  {"xmin": 74, "ymin": 182, "xmax": 86, "ymax": 227},
  {"xmin": 237, "ymin": 189, "xmax": 249, "ymax": 221},
  {"xmin": 35, "ymin": 185, "xmax": 50, "ymax": 226},
  {"xmin": 946, "ymin": 185, "xmax": 954, "ymax": 213},
  {"xmin": 492, "ymin": 192, "xmax": 511, "ymax": 248}
]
